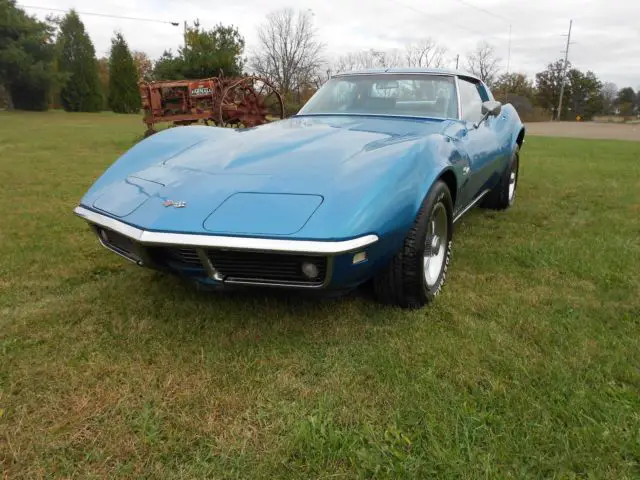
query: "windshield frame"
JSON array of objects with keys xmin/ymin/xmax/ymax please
[{"xmin": 297, "ymin": 72, "xmax": 462, "ymax": 121}]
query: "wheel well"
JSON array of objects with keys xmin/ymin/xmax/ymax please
[
  {"xmin": 439, "ymin": 170, "xmax": 457, "ymax": 206},
  {"xmin": 516, "ymin": 128, "xmax": 525, "ymax": 148}
]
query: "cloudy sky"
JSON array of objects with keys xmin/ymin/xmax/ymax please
[{"xmin": 24, "ymin": 0, "xmax": 640, "ymax": 88}]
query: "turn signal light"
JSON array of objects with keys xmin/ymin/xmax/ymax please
[{"xmin": 352, "ymin": 251, "xmax": 367, "ymax": 264}]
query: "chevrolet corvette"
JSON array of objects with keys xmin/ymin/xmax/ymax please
[{"xmin": 74, "ymin": 68, "xmax": 525, "ymax": 308}]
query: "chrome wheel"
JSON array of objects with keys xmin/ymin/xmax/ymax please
[
  {"xmin": 423, "ymin": 203, "xmax": 448, "ymax": 288},
  {"xmin": 508, "ymin": 161, "xmax": 518, "ymax": 203}
]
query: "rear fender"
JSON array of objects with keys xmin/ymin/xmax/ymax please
[{"xmin": 501, "ymin": 103, "xmax": 525, "ymax": 155}]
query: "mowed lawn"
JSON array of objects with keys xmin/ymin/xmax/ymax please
[{"xmin": 1, "ymin": 111, "xmax": 639, "ymax": 479}]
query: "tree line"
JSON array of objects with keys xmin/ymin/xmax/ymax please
[
  {"xmin": 0, "ymin": 1, "xmax": 245, "ymax": 113},
  {"xmin": 325, "ymin": 41, "xmax": 638, "ymax": 121},
  {"xmin": 1, "ymin": 1, "xmax": 638, "ymax": 120},
  {"xmin": 1, "ymin": 2, "xmax": 136, "ymax": 112}
]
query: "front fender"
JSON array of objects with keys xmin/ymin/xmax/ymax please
[
  {"xmin": 299, "ymin": 132, "xmax": 463, "ymax": 251},
  {"xmin": 415, "ymin": 134, "xmax": 466, "ymax": 215}
]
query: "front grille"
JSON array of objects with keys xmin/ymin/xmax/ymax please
[
  {"xmin": 93, "ymin": 227, "xmax": 329, "ymax": 286},
  {"xmin": 149, "ymin": 247, "xmax": 205, "ymax": 271},
  {"xmin": 164, "ymin": 247, "xmax": 202, "ymax": 266},
  {"xmin": 207, "ymin": 250, "xmax": 327, "ymax": 286}
]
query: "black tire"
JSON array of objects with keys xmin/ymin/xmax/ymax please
[
  {"xmin": 482, "ymin": 146, "xmax": 520, "ymax": 210},
  {"xmin": 373, "ymin": 180, "xmax": 453, "ymax": 309}
]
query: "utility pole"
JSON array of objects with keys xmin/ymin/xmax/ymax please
[
  {"xmin": 505, "ymin": 23, "xmax": 512, "ymax": 102},
  {"xmin": 557, "ymin": 19, "xmax": 573, "ymax": 121},
  {"xmin": 506, "ymin": 24, "xmax": 512, "ymax": 75},
  {"xmin": 183, "ymin": 20, "xmax": 188, "ymax": 47},
  {"xmin": 455, "ymin": 54, "xmax": 459, "ymax": 69},
  {"xmin": 183, "ymin": 19, "xmax": 199, "ymax": 48}
]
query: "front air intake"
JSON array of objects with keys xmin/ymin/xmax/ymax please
[{"xmin": 206, "ymin": 250, "xmax": 328, "ymax": 286}]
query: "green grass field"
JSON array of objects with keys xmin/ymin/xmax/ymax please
[{"xmin": 1, "ymin": 111, "xmax": 639, "ymax": 479}]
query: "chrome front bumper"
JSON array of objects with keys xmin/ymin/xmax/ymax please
[
  {"xmin": 74, "ymin": 206, "xmax": 378, "ymax": 254},
  {"xmin": 73, "ymin": 206, "xmax": 379, "ymax": 289}
]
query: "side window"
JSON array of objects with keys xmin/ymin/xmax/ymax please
[{"xmin": 458, "ymin": 78, "xmax": 484, "ymax": 123}]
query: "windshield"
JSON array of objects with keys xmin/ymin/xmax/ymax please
[{"xmin": 298, "ymin": 74, "xmax": 458, "ymax": 119}]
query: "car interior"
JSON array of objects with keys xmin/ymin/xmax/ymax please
[{"xmin": 343, "ymin": 77, "xmax": 458, "ymax": 119}]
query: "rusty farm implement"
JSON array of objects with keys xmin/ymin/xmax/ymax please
[{"xmin": 138, "ymin": 75, "xmax": 285, "ymax": 136}]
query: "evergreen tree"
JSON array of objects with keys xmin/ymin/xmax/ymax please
[
  {"xmin": 108, "ymin": 32, "xmax": 140, "ymax": 113},
  {"xmin": 0, "ymin": 0, "xmax": 57, "ymax": 110},
  {"xmin": 152, "ymin": 23, "xmax": 244, "ymax": 80},
  {"xmin": 57, "ymin": 10, "xmax": 102, "ymax": 112}
]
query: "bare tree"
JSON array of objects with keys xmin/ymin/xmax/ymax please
[
  {"xmin": 374, "ymin": 49, "xmax": 404, "ymax": 68},
  {"xmin": 334, "ymin": 51, "xmax": 373, "ymax": 73},
  {"xmin": 333, "ymin": 48, "xmax": 405, "ymax": 74},
  {"xmin": 405, "ymin": 39, "xmax": 447, "ymax": 68},
  {"xmin": 332, "ymin": 41, "xmax": 447, "ymax": 75},
  {"xmin": 333, "ymin": 50, "xmax": 378, "ymax": 73},
  {"xmin": 250, "ymin": 8, "xmax": 324, "ymax": 95},
  {"xmin": 311, "ymin": 61, "xmax": 334, "ymax": 88},
  {"xmin": 466, "ymin": 41, "xmax": 501, "ymax": 86}
]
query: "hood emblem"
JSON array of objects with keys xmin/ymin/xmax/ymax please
[{"xmin": 163, "ymin": 200, "xmax": 187, "ymax": 208}]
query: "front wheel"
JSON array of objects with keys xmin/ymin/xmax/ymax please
[{"xmin": 373, "ymin": 180, "xmax": 453, "ymax": 309}]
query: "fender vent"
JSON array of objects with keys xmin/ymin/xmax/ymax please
[{"xmin": 96, "ymin": 227, "xmax": 140, "ymax": 262}]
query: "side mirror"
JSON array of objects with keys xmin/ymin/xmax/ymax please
[
  {"xmin": 481, "ymin": 100, "xmax": 502, "ymax": 117},
  {"xmin": 474, "ymin": 101, "xmax": 502, "ymax": 128}
]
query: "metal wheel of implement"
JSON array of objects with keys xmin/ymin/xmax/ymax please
[{"xmin": 219, "ymin": 76, "xmax": 285, "ymax": 128}]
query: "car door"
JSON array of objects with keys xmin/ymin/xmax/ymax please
[{"xmin": 455, "ymin": 76, "xmax": 502, "ymax": 208}]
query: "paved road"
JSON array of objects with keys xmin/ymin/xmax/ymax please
[{"xmin": 526, "ymin": 122, "xmax": 640, "ymax": 141}]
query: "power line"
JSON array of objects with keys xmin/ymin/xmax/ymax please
[
  {"xmin": 19, "ymin": 4, "xmax": 180, "ymax": 26},
  {"xmin": 457, "ymin": 0, "xmax": 515, "ymax": 75},
  {"xmin": 385, "ymin": 0, "xmax": 512, "ymax": 72},
  {"xmin": 450, "ymin": 0, "xmax": 513, "ymax": 23},
  {"xmin": 385, "ymin": 0, "xmax": 502, "ymax": 41}
]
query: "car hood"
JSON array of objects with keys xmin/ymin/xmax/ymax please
[
  {"xmin": 160, "ymin": 115, "xmax": 444, "ymax": 174},
  {"xmin": 85, "ymin": 115, "xmax": 449, "ymax": 238}
]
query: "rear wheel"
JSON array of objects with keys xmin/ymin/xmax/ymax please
[
  {"xmin": 373, "ymin": 180, "xmax": 453, "ymax": 308},
  {"xmin": 482, "ymin": 146, "xmax": 520, "ymax": 210}
]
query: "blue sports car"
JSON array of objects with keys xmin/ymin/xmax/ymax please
[{"xmin": 74, "ymin": 68, "xmax": 525, "ymax": 308}]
